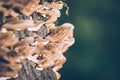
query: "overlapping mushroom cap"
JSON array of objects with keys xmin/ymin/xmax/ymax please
[{"xmin": 0, "ymin": 0, "xmax": 75, "ymax": 80}]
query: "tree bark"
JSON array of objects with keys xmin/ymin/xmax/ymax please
[{"xmin": 8, "ymin": 59, "xmax": 57, "ymax": 80}]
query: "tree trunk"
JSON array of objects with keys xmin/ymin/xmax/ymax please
[{"xmin": 8, "ymin": 59, "xmax": 57, "ymax": 80}]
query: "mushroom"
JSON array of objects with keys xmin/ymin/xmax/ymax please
[
  {"xmin": 0, "ymin": 0, "xmax": 75, "ymax": 79},
  {"xmin": 2, "ymin": 20, "xmax": 34, "ymax": 31},
  {"xmin": 0, "ymin": 50, "xmax": 22, "ymax": 78},
  {"xmin": 27, "ymin": 21, "xmax": 45, "ymax": 31},
  {"xmin": 46, "ymin": 23, "xmax": 74, "ymax": 43},
  {"xmin": 46, "ymin": 9, "xmax": 61, "ymax": 23},
  {"xmin": 36, "ymin": 37, "xmax": 49, "ymax": 48},
  {"xmin": 0, "ymin": 31, "xmax": 18, "ymax": 47},
  {"xmin": 36, "ymin": 6, "xmax": 61, "ymax": 23},
  {"xmin": 0, "ymin": 62, "xmax": 22, "ymax": 77},
  {"xmin": 37, "ymin": 50, "xmax": 54, "ymax": 68},
  {"xmin": 42, "ymin": 1, "xmax": 64, "ymax": 10},
  {"xmin": 21, "ymin": 0, "xmax": 39, "ymax": 16},
  {"xmin": 14, "ymin": 37, "xmax": 35, "ymax": 58}
]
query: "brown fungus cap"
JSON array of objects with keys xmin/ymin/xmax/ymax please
[{"xmin": 0, "ymin": 0, "xmax": 75, "ymax": 80}]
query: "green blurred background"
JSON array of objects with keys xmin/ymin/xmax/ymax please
[{"xmin": 59, "ymin": 0, "xmax": 120, "ymax": 80}]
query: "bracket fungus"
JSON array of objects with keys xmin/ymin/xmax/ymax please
[{"xmin": 0, "ymin": 0, "xmax": 75, "ymax": 80}]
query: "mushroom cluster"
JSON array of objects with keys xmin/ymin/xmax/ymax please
[{"xmin": 0, "ymin": 0, "xmax": 75, "ymax": 80}]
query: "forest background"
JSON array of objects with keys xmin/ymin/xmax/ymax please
[{"xmin": 59, "ymin": 0, "xmax": 120, "ymax": 80}]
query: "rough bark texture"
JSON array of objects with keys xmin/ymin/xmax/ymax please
[{"xmin": 8, "ymin": 59, "xmax": 57, "ymax": 80}]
